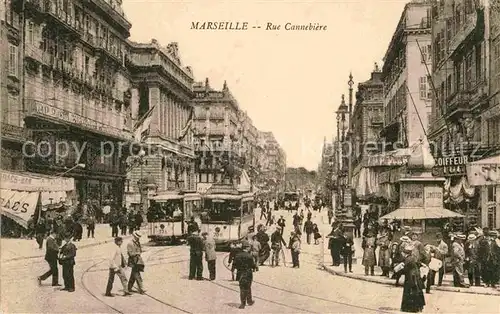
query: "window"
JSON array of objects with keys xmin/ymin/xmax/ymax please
[
  {"xmin": 465, "ymin": 51, "xmax": 473, "ymax": 89},
  {"xmin": 27, "ymin": 21, "xmax": 34, "ymax": 44},
  {"xmin": 487, "ymin": 186, "xmax": 497, "ymax": 202},
  {"xmin": 493, "ymin": 39, "xmax": 500, "ymax": 93},
  {"xmin": 8, "ymin": 44, "xmax": 18, "ymax": 76},
  {"xmin": 421, "ymin": 44, "xmax": 432, "ymax": 63},
  {"xmin": 487, "ymin": 118, "xmax": 500, "ymax": 146},
  {"xmin": 419, "ymin": 76, "xmax": 429, "ymax": 99},
  {"xmin": 475, "ymin": 43, "xmax": 482, "ymax": 83}
]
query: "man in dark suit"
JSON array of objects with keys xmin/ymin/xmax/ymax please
[
  {"xmin": 59, "ymin": 233, "xmax": 77, "ymax": 292},
  {"xmin": 233, "ymin": 241, "xmax": 255, "ymax": 309},
  {"xmin": 38, "ymin": 229, "xmax": 61, "ymax": 286},
  {"xmin": 187, "ymin": 230, "xmax": 204, "ymax": 280}
]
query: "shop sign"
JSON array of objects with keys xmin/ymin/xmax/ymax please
[
  {"xmin": 424, "ymin": 185, "xmax": 443, "ymax": 208},
  {"xmin": 467, "ymin": 163, "xmax": 500, "ymax": 186},
  {"xmin": 400, "ymin": 183, "xmax": 424, "ymax": 207},
  {"xmin": 0, "ymin": 189, "xmax": 40, "ymax": 228},
  {"xmin": 0, "ymin": 170, "xmax": 74, "ymax": 191},
  {"xmin": 365, "ymin": 155, "xmax": 409, "ymax": 167},
  {"xmin": 1, "ymin": 123, "xmax": 28, "ymax": 141},
  {"xmin": 196, "ymin": 183, "xmax": 212, "ymax": 194},
  {"xmin": 433, "ymin": 156, "xmax": 471, "ymax": 176},
  {"xmin": 29, "ymin": 101, "xmax": 127, "ymax": 140}
]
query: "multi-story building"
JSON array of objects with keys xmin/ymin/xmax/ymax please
[
  {"xmin": 7, "ymin": 0, "xmax": 134, "ymax": 207},
  {"xmin": 124, "ymin": 39, "xmax": 196, "ymax": 208},
  {"xmin": 1, "ymin": 0, "xmax": 29, "ymax": 171},
  {"xmin": 351, "ymin": 63, "xmax": 384, "ymax": 172},
  {"xmin": 428, "ymin": 0, "xmax": 500, "ymax": 229},
  {"xmin": 258, "ymin": 131, "xmax": 286, "ymax": 193},
  {"xmin": 318, "ymin": 137, "xmax": 335, "ymax": 205},
  {"xmin": 192, "ymin": 79, "xmax": 246, "ymax": 188},
  {"xmin": 380, "ymin": 0, "xmax": 433, "ymax": 149},
  {"xmin": 239, "ymin": 111, "xmax": 260, "ymax": 183}
]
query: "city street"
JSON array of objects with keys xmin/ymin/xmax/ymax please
[{"xmin": 2, "ymin": 209, "xmax": 498, "ymax": 313}]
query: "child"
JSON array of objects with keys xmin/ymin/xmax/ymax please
[{"xmin": 291, "ymin": 235, "xmax": 301, "ymax": 268}]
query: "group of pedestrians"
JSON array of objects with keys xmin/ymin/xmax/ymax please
[{"xmin": 108, "ymin": 209, "xmax": 143, "ymax": 237}]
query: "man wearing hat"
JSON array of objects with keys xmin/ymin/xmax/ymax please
[
  {"xmin": 276, "ymin": 216, "xmax": 286, "ymax": 236},
  {"xmin": 187, "ymin": 230, "xmax": 204, "ymax": 280},
  {"xmin": 465, "ymin": 233, "xmax": 481, "ymax": 286},
  {"xmin": 105, "ymin": 237, "xmax": 131, "ymax": 297},
  {"xmin": 233, "ymin": 241, "xmax": 255, "ymax": 309},
  {"xmin": 429, "ymin": 233, "xmax": 448, "ymax": 287},
  {"xmin": 270, "ymin": 226, "xmax": 287, "ymax": 267},
  {"xmin": 391, "ymin": 235, "xmax": 410, "ymax": 286},
  {"xmin": 478, "ymin": 230, "xmax": 500, "ymax": 287},
  {"xmin": 127, "ymin": 231, "xmax": 145, "ymax": 293},
  {"xmin": 59, "ymin": 232, "xmax": 77, "ymax": 292},
  {"xmin": 451, "ymin": 233, "xmax": 469, "ymax": 288}
]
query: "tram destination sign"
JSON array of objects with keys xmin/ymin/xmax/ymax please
[{"xmin": 432, "ymin": 155, "xmax": 473, "ymax": 176}]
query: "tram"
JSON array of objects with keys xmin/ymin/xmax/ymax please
[
  {"xmin": 283, "ymin": 191, "xmax": 299, "ymax": 211},
  {"xmin": 200, "ymin": 191, "xmax": 255, "ymax": 250},
  {"xmin": 147, "ymin": 192, "xmax": 202, "ymax": 244}
]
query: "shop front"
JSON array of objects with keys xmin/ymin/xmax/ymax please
[
  {"xmin": 467, "ymin": 155, "xmax": 500, "ymax": 229},
  {"xmin": 23, "ymin": 99, "xmax": 132, "ymax": 215},
  {"xmin": 0, "ymin": 170, "xmax": 74, "ymax": 237}
]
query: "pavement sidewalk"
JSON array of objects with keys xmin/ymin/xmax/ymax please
[{"xmin": 1, "ymin": 224, "xmax": 140, "ymax": 263}]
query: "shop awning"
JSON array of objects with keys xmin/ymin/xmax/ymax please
[
  {"xmin": 0, "ymin": 170, "xmax": 74, "ymax": 191},
  {"xmin": 466, "ymin": 155, "xmax": 499, "ymax": 186},
  {"xmin": 40, "ymin": 191, "xmax": 71, "ymax": 210},
  {"xmin": 0, "ymin": 189, "xmax": 40, "ymax": 228},
  {"xmin": 380, "ymin": 207, "xmax": 464, "ymax": 220},
  {"xmin": 150, "ymin": 193, "xmax": 184, "ymax": 201},
  {"xmin": 183, "ymin": 193, "xmax": 202, "ymax": 201}
]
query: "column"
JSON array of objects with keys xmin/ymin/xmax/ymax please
[{"xmin": 131, "ymin": 87, "xmax": 139, "ymax": 120}]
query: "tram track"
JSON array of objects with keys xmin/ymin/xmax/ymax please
[
  {"xmin": 80, "ymin": 246, "xmax": 193, "ymax": 314},
  {"xmin": 220, "ymin": 253, "xmax": 392, "ymax": 313}
]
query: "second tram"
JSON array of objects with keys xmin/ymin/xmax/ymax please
[{"xmin": 200, "ymin": 192, "xmax": 255, "ymax": 250}]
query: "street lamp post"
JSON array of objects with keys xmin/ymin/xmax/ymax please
[
  {"xmin": 137, "ymin": 149, "xmax": 146, "ymax": 217},
  {"xmin": 347, "ymin": 73, "xmax": 354, "ymax": 216},
  {"xmin": 336, "ymin": 95, "xmax": 348, "ymax": 213}
]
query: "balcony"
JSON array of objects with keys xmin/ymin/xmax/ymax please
[
  {"xmin": 208, "ymin": 126, "xmax": 226, "ymax": 136},
  {"xmin": 95, "ymin": 37, "xmax": 123, "ymax": 65},
  {"xmin": 88, "ymin": 0, "xmax": 131, "ymax": 36},
  {"xmin": 448, "ymin": 10, "xmax": 482, "ymax": 58},
  {"xmin": 445, "ymin": 90, "xmax": 471, "ymax": 119},
  {"xmin": 42, "ymin": 1, "xmax": 82, "ymax": 38}
]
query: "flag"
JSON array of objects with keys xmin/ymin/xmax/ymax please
[
  {"xmin": 134, "ymin": 106, "xmax": 155, "ymax": 142},
  {"xmin": 177, "ymin": 108, "xmax": 193, "ymax": 142}
]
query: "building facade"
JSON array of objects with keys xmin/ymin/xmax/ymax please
[
  {"xmin": 7, "ymin": 0, "xmax": 134, "ymax": 208},
  {"xmin": 257, "ymin": 131, "xmax": 286, "ymax": 193},
  {"xmin": 428, "ymin": 0, "xmax": 500, "ymax": 229},
  {"xmin": 380, "ymin": 0, "xmax": 433, "ymax": 149},
  {"xmin": 351, "ymin": 63, "xmax": 384, "ymax": 173},
  {"xmin": 124, "ymin": 39, "xmax": 196, "ymax": 208},
  {"xmin": 192, "ymin": 79, "xmax": 246, "ymax": 189}
]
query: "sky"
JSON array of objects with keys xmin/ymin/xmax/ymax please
[{"xmin": 122, "ymin": 0, "xmax": 409, "ymax": 170}]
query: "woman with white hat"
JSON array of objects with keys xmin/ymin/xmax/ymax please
[{"xmin": 400, "ymin": 243, "xmax": 426, "ymax": 313}]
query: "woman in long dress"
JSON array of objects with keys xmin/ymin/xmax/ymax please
[{"xmin": 400, "ymin": 244, "xmax": 426, "ymax": 313}]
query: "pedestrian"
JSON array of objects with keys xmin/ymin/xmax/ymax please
[
  {"xmin": 250, "ymin": 235, "xmax": 261, "ymax": 271},
  {"xmin": 255, "ymin": 225, "xmax": 270, "ymax": 266},
  {"xmin": 128, "ymin": 212, "xmax": 135, "ymax": 235},
  {"xmin": 127, "ymin": 231, "xmax": 145, "ymax": 294},
  {"xmin": 233, "ymin": 241, "xmax": 255, "ymax": 309},
  {"xmin": 259, "ymin": 206, "xmax": 267, "ymax": 220},
  {"xmin": 377, "ymin": 229, "xmax": 392, "ymax": 277},
  {"xmin": 187, "ymin": 230, "xmax": 204, "ymax": 280},
  {"xmin": 266, "ymin": 214, "xmax": 275, "ymax": 227},
  {"xmin": 187, "ymin": 216, "xmax": 200, "ymax": 234},
  {"xmin": 105, "ymin": 237, "xmax": 131, "ymax": 297},
  {"xmin": 354, "ymin": 215, "xmax": 362, "ymax": 238},
  {"xmin": 400, "ymin": 244, "xmax": 426, "ymax": 313},
  {"xmin": 228, "ymin": 242, "xmax": 242, "ymax": 280},
  {"xmin": 38, "ymin": 229, "xmax": 61, "ymax": 287},
  {"xmin": 328, "ymin": 224, "xmax": 343, "ymax": 266},
  {"xmin": 426, "ymin": 232, "xmax": 448, "ymax": 293},
  {"xmin": 134, "ymin": 211, "xmax": 143, "ymax": 231},
  {"xmin": 73, "ymin": 220, "xmax": 83, "ymax": 241},
  {"xmin": 478, "ymin": 230, "xmax": 500, "ymax": 287},
  {"xmin": 87, "ymin": 215, "xmax": 96, "ymax": 238},
  {"xmin": 110, "ymin": 211, "xmax": 120, "ymax": 238},
  {"xmin": 58, "ymin": 233, "xmax": 77, "ymax": 292},
  {"xmin": 362, "ymin": 230, "xmax": 377, "ymax": 276},
  {"xmin": 201, "ymin": 232, "xmax": 217, "ymax": 280},
  {"xmin": 327, "ymin": 208, "xmax": 333, "ymax": 226},
  {"xmin": 290, "ymin": 234, "xmax": 301, "ymax": 268},
  {"xmin": 465, "ymin": 233, "xmax": 481, "ymax": 287},
  {"xmin": 35, "ymin": 218, "xmax": 47, "ymax": 250},
  {"xmin": 452, "ymin": 233, "xmax": 469, "ymax": 288},
  {"xmin": 313, "ymin": 224, "xmax": 321, "ymax": 245},
  {"xmin": 340, "ymin": 232, "xmax": 354, "ymax": 273},
  {"xmin": 277, "ymin": 216, "xmax": 286, "ymax": 236},
  {"xmin": 303, "ymin": 217, "xmax": 314, "ymax": 245},
  {"xmin": 270, "ymin": 226, "xmax": 287, "ymax": 267},
  {"xmin": 120, "ymin": 211, "xmax": 128, "ymax": 236},
  {"xmin": 27, "ymin": 215, "xmax": 35, "ymax": 239}
]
